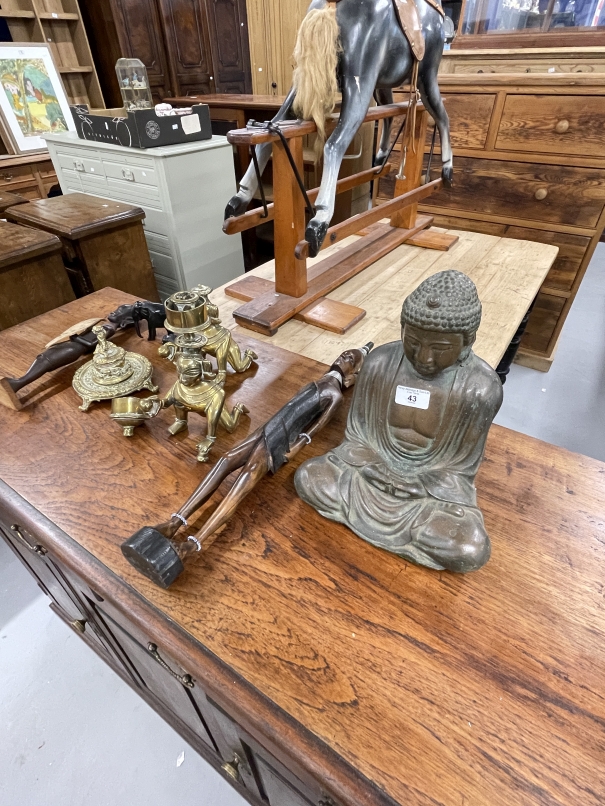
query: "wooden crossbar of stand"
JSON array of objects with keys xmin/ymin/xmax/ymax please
[{"xmin": 224, "ymin": 104, "xmax": 458, "ymax": 337}]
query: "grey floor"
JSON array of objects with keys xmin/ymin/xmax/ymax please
[{"xmin": 1, "ymin": 244, "xmax": 604, "ymax": 806}]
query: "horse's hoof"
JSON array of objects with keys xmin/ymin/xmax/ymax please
[
  {"xmin": 305, "ymin": 219, "xmax": 329, "ymax": 258},
  {"xmin": 224, "ymin": 195, "xmax": 247, "ymax": 219},
  {"xmin": 441, "ymin": 165, "xmax": 453, "ymax": 189}
]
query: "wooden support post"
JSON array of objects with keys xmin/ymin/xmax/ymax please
[
  {"xmin": 390, "ymin": 108, "xmax": 429, "ymax": 230},
  {"xmin": 273, "ymin": 137, "xmax": 307, "ymax": 298}
]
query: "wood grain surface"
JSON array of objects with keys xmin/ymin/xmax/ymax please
[
  {"xmin": 0, "ymin": 220, "xmax": 62, "ymax": 268},
  {"xmin": 5, "ymin": 193, "xmax": 146, "ymax": 239},
  {"xmin": 1, "ymin": 289, "xmax": 605, "ymax": 805},
  {"xmin": 0, "ymin": 189, "xmax": 27, "ymax": 214},
  {"xmin": 215, "ymin": 227, "xmax": 558, "ymax": 369}
]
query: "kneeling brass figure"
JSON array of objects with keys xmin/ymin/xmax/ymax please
[
  {"xmin": 121, "ymin": 344, "xmax": 372, "ymax": 588},
  {"xmin": 143, "ymin": 351, "xmax": 249, "ymax": 462},
  {"xmin": 295, "ymin": 270, "xmax": 503, "ymax": 573}
]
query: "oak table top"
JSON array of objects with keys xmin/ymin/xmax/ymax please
[
  {"xmin": 211, "ymin": 227, "xmax": 559, "ymax": 369},
  {"xmin": 1, "ymin": 289, "xmax": 603, "ymax": 806}
]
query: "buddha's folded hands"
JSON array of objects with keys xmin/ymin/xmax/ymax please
[{"xmin": 360, "ymin": 464, "xmax": 425, "ymax": 499}]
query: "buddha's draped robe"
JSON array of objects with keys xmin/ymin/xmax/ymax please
[{"xmin": 295, "ymin": 341, "xmax": 502, "ymax": 572}]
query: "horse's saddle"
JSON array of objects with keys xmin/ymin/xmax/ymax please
[{"xmin": 391, "ymin": 0, "xmax": 445, "ymax": 61}]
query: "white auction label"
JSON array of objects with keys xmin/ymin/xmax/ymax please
[
  {"xmin": 395, "ymin": 385, "xmax": 431, "ymax": 410},
  {"xmin": 181, "ymin": 114, "xmax": 201, "ymax": 135}
]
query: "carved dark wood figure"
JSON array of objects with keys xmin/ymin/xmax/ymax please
[
  {"xmin": 121, "ymin": 343, "xmax": 373, "ymax": 588},
  {"xmin": 0, "ymin": 301, "xmax": 165, "ymax": 411},
  {"xmin": 295, "ymin": 271, "xmax": 502, "ymax": 573},
  {"xmin": 225, "ymin": 0, "xmax": 451, "ymax": 256}
]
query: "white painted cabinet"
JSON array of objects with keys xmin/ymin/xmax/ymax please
[{"xmin": 43, "ymin": 133, "xmax": 244, "ymax": 299}]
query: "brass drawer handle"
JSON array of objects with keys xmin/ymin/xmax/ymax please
[
  {"xmin": 221, "ymin": 753, "xmax": 243, "ymax": 781},
  {"xmin": 147, "ymin": 643, "xmax": 194, "ymax": 688},
  {"xmin": 554, "ymin": 119, "xmax": 569, "ymax": 134},
  {"xmin": 11, "ymin": 524, "xmax": 48, "ymax": 556},
  {"xmin": 534, "ymin": 188, "xmax": 548, "ymax": 201},
  {"xmin": 70, "ymin": 619, "xmax": 87, "ymax": 633}
]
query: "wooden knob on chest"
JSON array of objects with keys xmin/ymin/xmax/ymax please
[
  {"xmin": 554, "ymin": 119, "xmax": 569, "ymax": 134},
  {"xmin": 534, "ymin": 188, "xmax": 548, "ymax": 201}
]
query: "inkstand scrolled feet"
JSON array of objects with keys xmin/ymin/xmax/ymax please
[{"xmin": 295, "ymin": 270, "xmax": 503, "ymax": 575}]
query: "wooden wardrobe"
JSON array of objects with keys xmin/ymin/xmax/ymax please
[{"xmin": 92, "ymin": 0, "xmax": 253, "ymax": 102}]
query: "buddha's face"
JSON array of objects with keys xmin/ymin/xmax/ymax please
[{"xmin": 402, "ymin": 324, "xmax": 465, "ymax": 378}]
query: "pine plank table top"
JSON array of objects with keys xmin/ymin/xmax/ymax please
[
  {"xmin": 211, "ymin": 227, "xmax": 559, "ymax": 369},
  {"xmin": 0, "ymin": 289, "xmax": 604, "ymax": 806}
]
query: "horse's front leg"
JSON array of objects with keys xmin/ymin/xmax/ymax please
[
  {"xmin": 306, "ymin": 74, "xmax": 378, "ymax": 257},
  {"xmin": 418, "ymin": 61, "xmax": 453, "ymax": 187},
  {"xmin": 374, "ymin": 88, "xmax": 394, "ymax": 166},
  {"xmin": 225, "ymin": 87, "xmax": 297, "ymax": 219}
]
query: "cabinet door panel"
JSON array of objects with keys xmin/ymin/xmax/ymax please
[
  {"xmin": 159, "ymin": 0, "xmax": 213, "ymax": 95},
  {"xmin": 92, "ymin": 599, "xmax": 217, "ymax": 753},
  {"xmin": 110, "ymin": 0, "xmax": 172, "ymax": 100},
  {"xmin": 204, "ymin": 0, "xmax": 251, "ymax": 93}
]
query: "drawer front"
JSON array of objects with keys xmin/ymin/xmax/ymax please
[
  {"xmin": 145, "ymin": 230, "xmax": 172, "ymax": 255},
  {"xmin": 521, "ymin": 291, "xmax": 565, "ymax": 354},
  {"xmin": 155, "ymin": 273, "xmax": 180, "ymax": 300},
  {"xmin": 103, "ymin": 160, "xmax": 159, "ymax": 189},
  {"xmin": 504, "ymin": 227, "xmax": 590, "ymax": 292},
  {"xmin": 55, "ymin": 151, "xmax": 105, "ymax": 177},
  {"xmin": 435, "ymin": 93, "xmax": 496, "ymax": 150},
  {"xmin": 106, "ymin": 176, "xmax": 161, "ymax": 204},
  {"xmin": 424, "ymin": 157, "xmax": 605, "ymax": 229},
  {"xmin": 496, "ymin": 95, "xmax": 605, "ymax": 158},
  {"xmin": 91, "ymin": 599, "xmax": 217, "ymax": 753},
  {"xmin": 61, "ymin": 172, "xmax": 83, "ymax": 192},
  {"xmin": 0, "ymin": 162, "xmax": 37, "ymax": 191},
  {"xmin": 448, "ymin": 60, "xmax": 605, "ymax": 74},
  {"xmin": 149, "ymin": 249, "xmax": 180, "ymax": 282},
  {"xmin": 255, "ymin": 757, "xmax": 314, "ymax": 806}
]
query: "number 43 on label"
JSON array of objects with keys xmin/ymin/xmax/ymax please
[{"xmin": 395, "ymin": 385, "xmax": 431, "ymax": 410}]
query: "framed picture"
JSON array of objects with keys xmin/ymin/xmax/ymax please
[{"xmin": 0, "ymin": 43, "xmax": 75, "ymax": 155}]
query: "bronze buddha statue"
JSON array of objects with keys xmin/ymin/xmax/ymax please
[{"xmin": 294, "ymin": 270, "xmax": 503, "ymax": 573}]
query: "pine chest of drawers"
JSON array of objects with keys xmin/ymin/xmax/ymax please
[
  {"xmin": 388, "ymin": 73, "xmax": 605, "ymax": 370},
  {"xmin": 43, "ymin": 132, "xmax": 245, "ymax": 299}
]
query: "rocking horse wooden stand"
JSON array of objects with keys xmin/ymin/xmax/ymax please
[{"xmin": 223, "ymin": 100, "xmax": 458, "ymax": 337}]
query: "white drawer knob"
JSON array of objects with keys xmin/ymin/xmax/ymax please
[
  {"xmin": 554, "ymin": 119, "xmax": 569, "ymax": 134},
  {"xmin": 534, "ymin": 188, "xmax": 548, "ymax": 201}
]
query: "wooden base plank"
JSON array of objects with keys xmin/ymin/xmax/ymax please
[
  {"xmin": 225, "ymin": 276, "xmax": 366, "ymax": 334},
  {"xmin": 405, "ymin": 230, "xmax": 459, "ymax": 251},
  {"xmin": 233, "ymin": 215, "xmax": 434, "ymax": 335},
  {"xmin": 297, "ymin": 298, "xmax": 365, "ymax": 334},
  {"xmin": 0, "ymin": 377, "xmax": 23, "ymax": 411}
]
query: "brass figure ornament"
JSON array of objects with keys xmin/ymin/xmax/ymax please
[
  {"xmin": 164, "ymin": 286, "xmax": 257, "ymax": 373},
  {"xmin": 72, "ymin": 325, "xmax": 158, "ymax": 411},
  {"xmin": 295, "ymin": 270, "xmax": 503, "ymax": 574},
  {"xmin": 144, "ymin": 345, "xmax": 248, "ymax": 462}
]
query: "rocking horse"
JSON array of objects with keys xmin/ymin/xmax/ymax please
[{"xmin": 223, "ymin": 0, "xmax": 455, "ymax": 336}]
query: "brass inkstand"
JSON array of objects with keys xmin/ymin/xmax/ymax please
[{"xmin": 73, "ymin": 325, "xmax": 158, "ymax": 411}]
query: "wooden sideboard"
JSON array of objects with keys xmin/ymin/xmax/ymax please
[
  {"xmin": 0, "ymin": 153, "xmax": 57, "ymax": 201},
  {"xmin": 2, "ymin": 288, "xmax": 605, "ymax": 806},
  {"xmin": 440, "ymin": 46, "xmax": 605, "ymax": 74},
  {"xmin": 384, "ymin": 73, "xmax": 605, "ymax": 370}
]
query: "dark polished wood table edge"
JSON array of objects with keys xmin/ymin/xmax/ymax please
[{"xmin": 0, "ymin": 478, "xmax": 401, "ymax": 806}]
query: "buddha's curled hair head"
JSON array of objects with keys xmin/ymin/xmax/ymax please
[{"xmin": 401, "ymin": 270, "xmax": 482, "ymax": 338}]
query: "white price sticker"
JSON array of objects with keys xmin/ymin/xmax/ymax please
[
  {"xmin": 181, "ymin": 114, "xmax": 201, "ymax": 135},
  {"xmin": 395, "ymin": 385, "xmax": 430, "ymax": 410}
]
